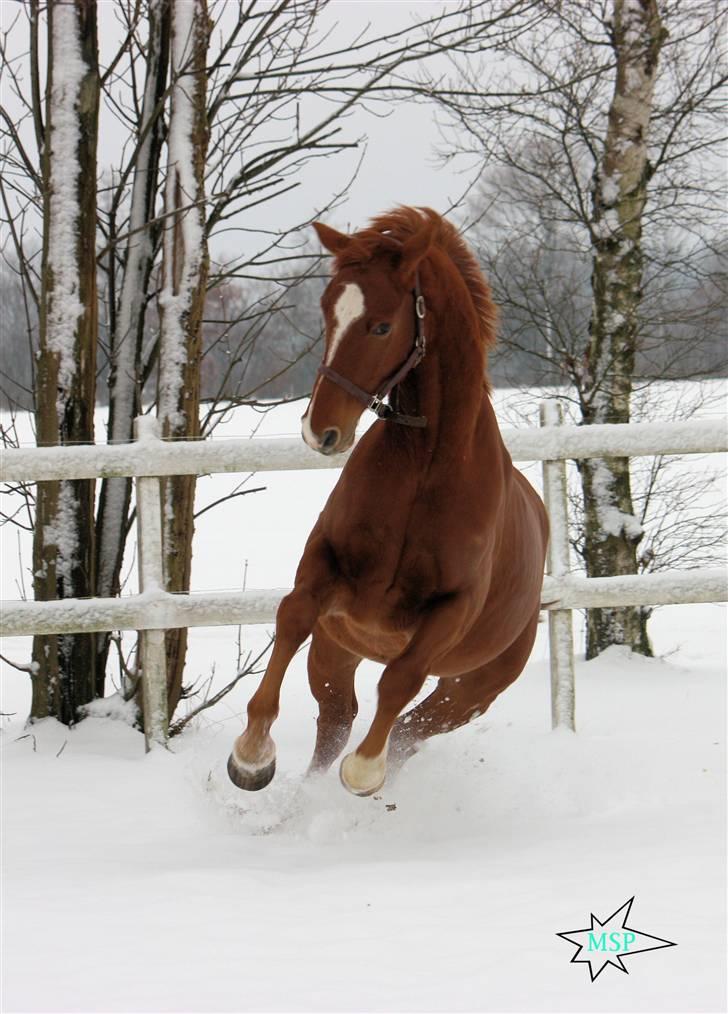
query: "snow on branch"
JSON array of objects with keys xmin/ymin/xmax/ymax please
[{"xmin": 157, "ymin": 0, "xmax": 206, "ymax": 433}]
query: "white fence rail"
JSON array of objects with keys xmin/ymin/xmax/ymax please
[
  {"xmin": 3, "ymin": 570, "xmax": 725, "ymax": 639},
  {"xmin": 2, "ymin": 418, "xmax": 726, "ymax": 481},
  {"xmin": 1, "ymin": 410, "xmax": 726, "ymax": 747}
]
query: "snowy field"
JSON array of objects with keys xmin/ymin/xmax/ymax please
[{"xmin": 1, "ymin": 387, "xmax": 726, "ymax": 1013}]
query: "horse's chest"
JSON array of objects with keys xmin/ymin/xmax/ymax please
[
  {"xmin": 322, "ymin": 451, "xmax": 481, "ymax": 624},
  {"xmin": 321, "ymin": 542, "xmax": 443, "ymax": 663},
  {"xmin": 330, "ymin": 522, "xmax": 442, "ymax": 617}
]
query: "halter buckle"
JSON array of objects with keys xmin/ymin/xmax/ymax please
[
  {"xmin": 369, "ymin": 394, "xmax": 390, "ymax": 418},
  {"xmin": 415, "ymin": 294, "xmax": 426, "ymax": 320}
]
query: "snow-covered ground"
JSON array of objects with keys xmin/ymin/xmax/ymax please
[{"xmin": 1, "ymin": 389, "xmax": 726, "ymax": 1013}]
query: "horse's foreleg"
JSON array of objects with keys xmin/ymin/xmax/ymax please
[
  {"xmin": 228, "ymin": 533, "xmax": 335, "ymax": 791},
  {"xmin": 227, "ymin": 589, "xmax": 316, "ymax": 790},
  {"xmin": 306, "ymin": 625, "xmax": 360, "ymax": 775},
  {"xmin": 339, "ymin": 594, "xmax": 474, "ymax": 796}
]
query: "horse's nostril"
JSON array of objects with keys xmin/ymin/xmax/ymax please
[{"xmin": 321, "ymin": 428, "xmax": 340, "ymax": 453}]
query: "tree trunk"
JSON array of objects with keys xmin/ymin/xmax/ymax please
[
  {"xmin": 31, "ymin": 0, "xmax": 100, "ymax": 723},
  {"xmin": 94, "ymin": 0, "xmax": 170, "ymax": 693},
  {"xmin": 580, "ymin": 0, "xmax": 666, "ymax": 659},
  {"xmin": 157, "ymin": 0, "xmax": 210, "ymax": 716}
]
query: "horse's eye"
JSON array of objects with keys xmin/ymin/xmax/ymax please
[{"xmin": 371, "ymin": 322, "xmax": 391, "ymax": 336}]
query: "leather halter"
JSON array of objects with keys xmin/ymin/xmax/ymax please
[{"xmin": 316, "ymin": 273, "xmax": 428, "ymax": 428}]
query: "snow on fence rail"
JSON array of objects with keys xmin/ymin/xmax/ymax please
[
  {"xmin": 1, "ymin": 410, "xmax": 726, "ymax": 747},
  {"xmin": 1, "ymin": 417, "xmax": 726, "ymax": 481},
  {"xmin": 3, "ymin": 570, "xmax": 725, "ymax": 639}
]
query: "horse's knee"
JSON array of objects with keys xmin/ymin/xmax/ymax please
[{"xmin": 276, "ymin": 589, "xmax": 317, "ymax": 647}]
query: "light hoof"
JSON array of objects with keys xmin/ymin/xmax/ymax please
[
  {"xmin": 227, "ymin": 752, "xmax": 276, "ymax": 792},
  {"xmin": 339, "ymin": 751, "xmax": 387, "ymax": 797}
]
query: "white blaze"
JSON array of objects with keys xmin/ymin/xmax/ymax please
[
  {"xmin": 325, "ymin": 283, "xmax": 365, "ymax": 364},
  {"xmin": 302, "ymin": 282, "xmax": 366, "ymax": 447}
]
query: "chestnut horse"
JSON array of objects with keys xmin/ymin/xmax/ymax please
[{"xmin": 228, "ymin": 207, "xmax": 548, "ymax": 796}]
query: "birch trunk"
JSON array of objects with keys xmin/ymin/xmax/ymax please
[
  {"xmin": 94, "ymin": 0, "xmax": 170, "ymax": 691},
  {"xmin": 580, "ymin": 0, "xmax": 666, "ymax": 659},
  {"xmin": 157, "ymin": 0, "xmax": 209, "ymax": 715},
  {"xmin": 31, "ymin": 0, "xmax": 100, "ymax": 722}
]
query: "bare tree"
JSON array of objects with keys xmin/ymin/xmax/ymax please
[
  {"xmin": 577, "ymin": 0, "xmax": 668, "ymax": 657},
  {"xmin": 428, "ymin": 0, "xmax": 727, "ymax": 657},
  {"xmin": 30, "ymin": 0, "xmax": 100, "ymax": 722},
  {"xmin": 2, "ymin": 0, "xmax": 548, "ymax": 724},
  {"xmin": 94, "ymin": 0, "xmax": 170, "ymax": 695},
  {"xmin": 156, "ymin": 0, "xmax": 209, "ymax": 714}
]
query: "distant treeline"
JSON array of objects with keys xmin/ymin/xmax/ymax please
[{"xmin": 1, "ymin": 245, "xmax": 725, "ymax": 412}]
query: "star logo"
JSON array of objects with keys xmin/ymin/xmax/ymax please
[{"xmin": 557, "ymin": 897, "xmax": 676, "ymax": 981}]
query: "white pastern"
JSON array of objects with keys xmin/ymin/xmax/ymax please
[
  {"xmin": 232, "ymin": 734, "xmax": 276, "ymax": 773},
  {"xmin": 340, "ymin": 746, "xmax": 388, "ymax": 796},
  {"xmin": 303, "ymin": 283, "xmax": 365, "ymax": 447},
  {"xmin": 325, "ymin": 283, "xmax": 365, "ymax": 365}
]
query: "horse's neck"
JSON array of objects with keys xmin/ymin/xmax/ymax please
[{"xmin": 396, "ymin": 314, "xmax": 489, "ymax": 460}]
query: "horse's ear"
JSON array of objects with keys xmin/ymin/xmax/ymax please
[
  {"xmin": 397, "ymin": 219, "xmax": 436, "ymax": 285},
  {"xmin": 313, "ymin": 221, "xmax": 350, "ymax": 255}
]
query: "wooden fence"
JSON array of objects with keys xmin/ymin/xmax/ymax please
[{"xmin": 1, "ymin": 408, "xmax": 726, "ymax": 748}]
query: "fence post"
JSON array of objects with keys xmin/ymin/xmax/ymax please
[
  {"xmin": 133, "ymin": 416, "xmax": 169, "ymax": 750},
  {"xmin": 539, "ymin": 401, "xmax": 576, "ymax": 731}
]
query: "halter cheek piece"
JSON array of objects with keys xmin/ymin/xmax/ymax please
[{"xmin": 316, "ymin": 272, "xmax": 428, "ymax": 429}]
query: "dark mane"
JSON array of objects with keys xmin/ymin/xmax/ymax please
[{"xmin": 333, "ymin": 206, "xmax": 498, "ymax": 351}]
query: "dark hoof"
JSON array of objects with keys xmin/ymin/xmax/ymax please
[{"xmin": 227, "ymin": 753, "xmax": 276, "ymax": 792}]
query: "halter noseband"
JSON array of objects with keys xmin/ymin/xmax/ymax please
[{"xmin": 316, "ymin": 273, "xmax": 428, "ymax": 429}]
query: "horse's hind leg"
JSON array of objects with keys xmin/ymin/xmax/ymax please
[
  {"xmin": 307, "ymin": 625, "xmax": 360, "ymax": 774},
  {"xmin": 388, "ymin": 671, "xmax": 501, "ymax": 765},
  {"xmin": 389, "ymin": 611, "xmax": 540, "ymax": 765}
]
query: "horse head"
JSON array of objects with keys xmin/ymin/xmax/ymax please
[{"xmin": 302, "ymin": 215, "xmax": 436, "ymax": 455}]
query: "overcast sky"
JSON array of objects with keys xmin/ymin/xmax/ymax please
[
  {"xmin": 215, "ymin": 0, "xmax": 478, "ymax": 257},
  {"xmin": 275, "ymin": 4, "xmax": 472, "ymax": 219},
  {"xmin": 0, "ymin": 0, "xmax": 478, "ymax": 262}
]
